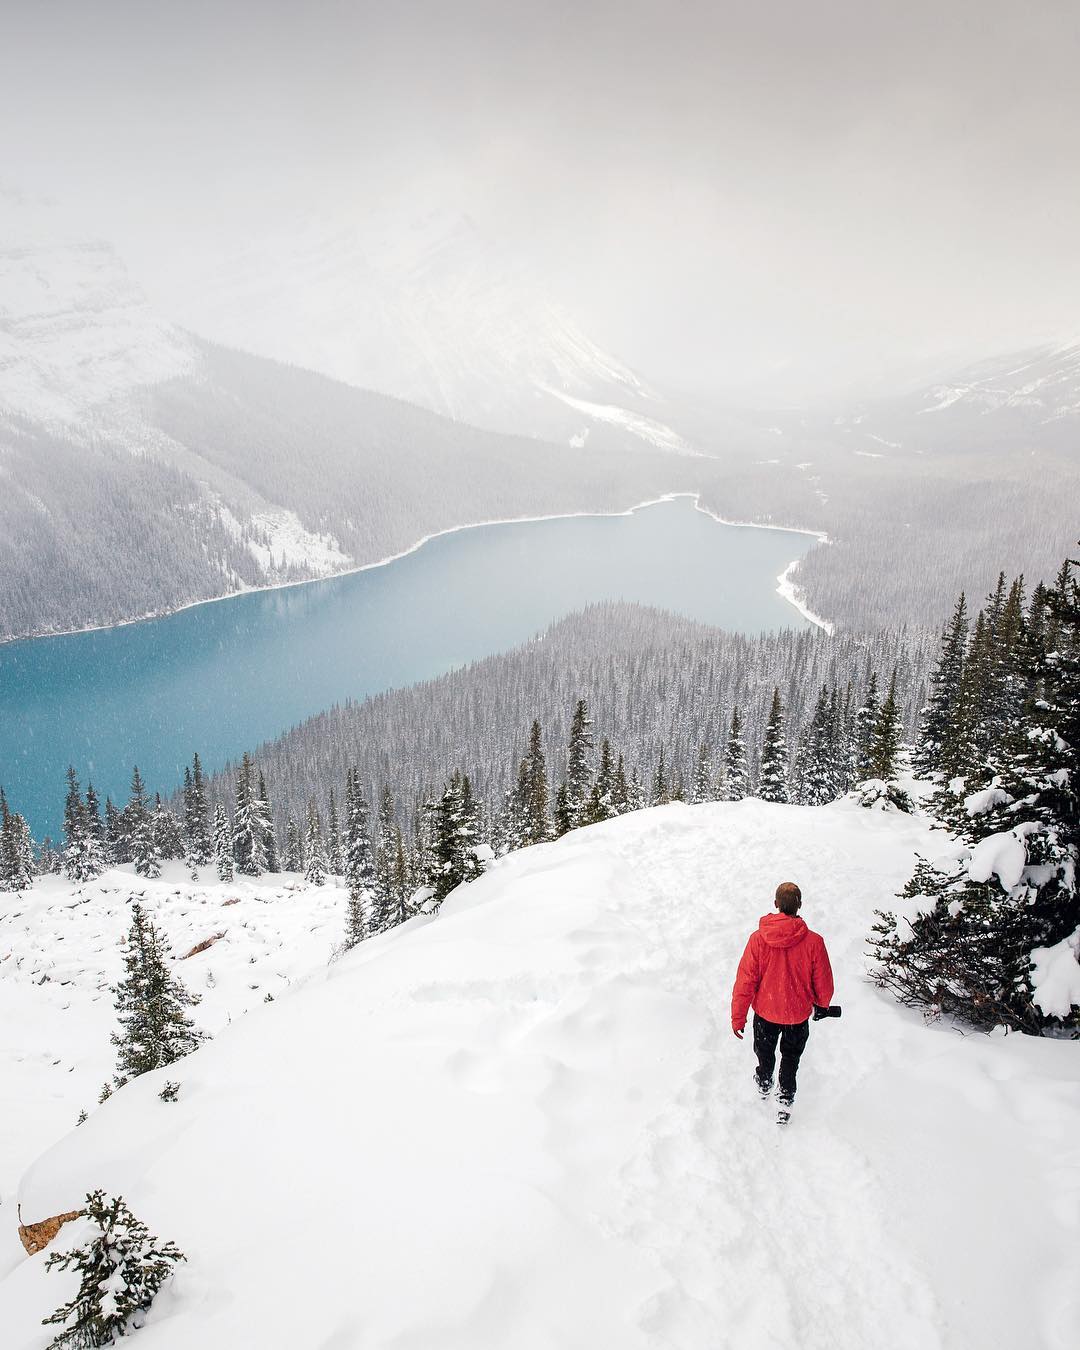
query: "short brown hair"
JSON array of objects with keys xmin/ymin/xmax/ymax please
[{"xmin": 775, "ymin": 882, "xmax": 802, "ymax": 915}]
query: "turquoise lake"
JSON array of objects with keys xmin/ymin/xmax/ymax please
[{"xmin": 0, "ymin": 496, "xmax": 815, "ymax": 839}]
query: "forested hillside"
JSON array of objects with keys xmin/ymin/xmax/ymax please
[{"xmin": 202, "ymin": 603, "xmax": 935, "ymax": 835}]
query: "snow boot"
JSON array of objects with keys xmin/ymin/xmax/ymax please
[
  {"xmin": 755, "ymin": 1071, "xmax": 773, "ymax": 1101},
  {"xmin": 776, "ymin": 1093, "xmax": 793, "ymax": 1126}
]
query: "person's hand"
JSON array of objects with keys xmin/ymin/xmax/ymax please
[{"xmin": 732, "ymin": 1026, "xmax": 744, "ymax": 1039}]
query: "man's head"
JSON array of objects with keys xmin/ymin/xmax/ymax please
[{"xmin": 775, "ymin": 881, "xmax": 802, "ymax": 916}]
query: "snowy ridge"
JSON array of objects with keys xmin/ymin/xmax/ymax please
[{"xmin": 2, "ymin": 801, "xmax": 1077, "ymax": 1347}]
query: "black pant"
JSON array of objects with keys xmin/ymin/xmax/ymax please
[{"xmin": 753, "ymin": 1014, "xmax": 810, "ymax": 1101}]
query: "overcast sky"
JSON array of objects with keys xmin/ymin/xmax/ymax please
[{"xmin": 3, "ymin": 0, "xmax": 1079, "ymax": 399}]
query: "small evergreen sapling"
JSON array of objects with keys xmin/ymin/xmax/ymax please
[
  {"xmin": 112, "ymin": 904, "xmax": 205, "ymax": 1083},
  {"xmin": 42, "ymin": 1190, "xmax": 185, "ymax": 1348}
]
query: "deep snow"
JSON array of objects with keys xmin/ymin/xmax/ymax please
[{"xmin": 1, "ymin": 800, "xmax": 1077, "ymax": 1348}]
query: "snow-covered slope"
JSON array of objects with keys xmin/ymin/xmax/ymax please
[
  {"xmin": 0, "ymin": 201, "xmax": 196, "ymax": 425},
  {"xmin": 159, "ymin": 207, "xmax": 692, "ymax": 451},
  {"xmin": 2, "ymin": 801, "xmax": 1077, "ymax": 1348},
  {"xmin": 831, "ymin": 338, "xmax": 1080, "ymax": 460},
  {"xmin": 915, "ymin": 339, "xmax": 1080, "ymax": 422}
]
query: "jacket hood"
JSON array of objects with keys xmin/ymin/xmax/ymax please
[{"xmin": 758, "ymin": 913, "xmax": 809, "ymax": 949}]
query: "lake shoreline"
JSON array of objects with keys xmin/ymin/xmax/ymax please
[{"xmin": 0, "ymin": 492, "xmax": 833, "ymax": 648}]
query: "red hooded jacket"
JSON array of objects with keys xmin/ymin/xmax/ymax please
[{"xmin": 731, "ymin": 913, "xmax": 834, "ymax": 1031}]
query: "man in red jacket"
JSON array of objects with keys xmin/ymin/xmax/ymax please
[{"xmin": 731, "ymin": 881, "xmax": 834, "ymax": 1111}]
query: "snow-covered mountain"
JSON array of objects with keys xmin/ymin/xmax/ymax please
[
  {"xmin": 830, "ymin": 338, "xmax": 1080, "ymax": 460},
  {"xmin": 914, "ymin": 338, "xmax": 1080, "ymax": 422},
  {"xmin": 2, "ymin": 800, "xmax": 1077, "ymax": 1347},
  {"xmin": 157, "ymin": 206, "xmax": 692, "ymax": 452},
  {"xmin": 0, "ymin": 204, "xmax": 196, "ymax": 425}
]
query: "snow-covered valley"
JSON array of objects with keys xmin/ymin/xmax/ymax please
[{"xmin": 2, "ymin": 799, "xmax": 1076, "ymax": 1348}]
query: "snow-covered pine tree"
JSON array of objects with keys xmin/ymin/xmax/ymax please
[
  {"xmin": 152, "ymin": 795, "xmax": 184, "ymax": 861},
  {"xmin": 496, "ymin": 758, "xmax": 531, "ymax": 854},
  {"xmin": 0, "ymin": 789, "xmax": 35, "ymax": 891},
  {"xmin": 371, "ymin": 785, "xmax": 398, "ymax": 935},
  {"xmin": 581, "ymin": 737, "xmax": 619, "ymax": 824},
  {"xmin": 722, "ymin": 707, "xmax": 749, "ymax": 801},
  {"xmin": 182, "ymin": 765, "xmax": 195, "ymax": 861},
  {"xmin": 344, "ymin": 886, "xmax": 367, "ymax": 949},
  {"xmin": 233, "ymin": 753, "xmax": 266, "ymax": 876},
  {"xmin": 522, "ymin": 719, "xmax": 551, "ymax": 845},
  {"xmin": 62, "ymin": 767, "xmax": 102, "ymax": 883},
  {"xmin": 852, "ymin": 674, "xmax": 879, "ymax": 783},
  {"xmin": 652, "ymin": 744, "xmax": 670, "ymax": 806},
  {"xmin": 14, "ymin": 812, "xmax": 35, "ymax": 888},
  {"xmin": 126, "ymin": 767, "xmax": 160, "ymax": 879},
  {"xmin": 826, "ymin": 686, "xmax": 851, "ymax": 796},
  {"xmin": 553, "ymin": 781, "xmax": 573, "ymax": 837},
  {"xmin": 871, "ymin": 558, "xmax": 1080, "ymax": 1033},
  {"xmin": 912, "ymin": 593, "xmax": 968, "ymax": 777},
  {"xmin": 868, "ymin": 670, "xmax": 903, "ymax": 782},
  {"xmin": 327, "ymin": 787, "xmax": 343, "ymax": 876},
  {"xmin": 428, "ymin": 770, "xmax": 486, "ymax": 902},
  {"xmin": 792, "ymin": 688, "xmax": 834, "ymax": 806},
  {"xmin": 104, "ymin": 796, "xmax": 126, "ymax": 866},
  {"xmin": 284, "ymin": 815, "xmax": 303, "ymax": 872},
  {"xmin": 388, "ymin": 826, "xmax": 413, "ymax": 925},
  {"xmin": 343, "ymin": 767, "xmax": 376, "ymax": 904},
  {"xmin": 304, "ymin": 802, "xmax": 327, "ymax": 886},
  {"xmin": 611, "ymin": 752, "xmax": 631, "ymax": 815},
  {"xmin": 458, "ymin": 774, "xmax": 485, "ymax": 880},
  {"xmin": 257, "ymin": 771, "xmax": 279, "ymax": 872},
  {"xmin": 692, "ymin": 741, "xmax": 715, "ymax": 804},
  {"xmin": 84, "ymin": 783, "xmax": 108, "ymax": 867},
  {"xmin": 213, "ymin": 805, "xmax": 234, "ymax": 882},
  {"xmin": 1, "ymin": 789, "xmax": 16, "ymax": 889},
  {"xmin": 183, "ymin": 753, "xmax": 213, "ymax": 867},
  {"xmin": 111, "ymin": 903, "xmax": 204, "ymax": 1082},
  {"xmin": 39, "ymin": 835, "xmax": 62, "ymax": 874},
  {"xmin": 565, "ymin": 698, "xmax": 595, "ymax": 827},
  {"xmin": 757, "ymin": 689, "xmax": 790, "ymax": 804}
]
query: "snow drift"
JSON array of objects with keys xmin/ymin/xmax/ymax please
[{"xmin": 1, "ymin": 801, "xmax": 1077, "ymax": 1349}]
